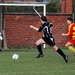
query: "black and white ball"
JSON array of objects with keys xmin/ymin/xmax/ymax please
[{"xmin": 12, "ymin": 54, "xmax": 19, "ymax": 60}]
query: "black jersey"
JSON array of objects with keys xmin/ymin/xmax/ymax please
[{"xmin": 38, "ymin": 22, "xmax": 53, "ymax": 38}]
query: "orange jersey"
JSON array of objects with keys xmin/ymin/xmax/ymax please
[{"xmin": 67, "ymin": 23, "xmax": 75, "ymax": 39}]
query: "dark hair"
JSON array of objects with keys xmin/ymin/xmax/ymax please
[
  {"xmin": 67, "ymin": 17, "xmax": 73, "ymax": 22},
  {"xmin": 41, "ymin": 16, "xmax": 47, "ymax": 22}
]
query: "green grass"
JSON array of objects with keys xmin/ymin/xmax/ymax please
[{"xmin": 0, "ymin": 47, "xmax": 75, "ymax": 75}]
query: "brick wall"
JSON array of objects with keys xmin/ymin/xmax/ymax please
[
  {"xmin": 61, "ymin": 0, "xmax": 72, "ymax": 14},
  {"xmin": 4, "ymin": 14, "xmax": 71, "ymax": 47},
  {"xmin": 66, "ymin": 0, "xmax": 72, "ymax": 14}
]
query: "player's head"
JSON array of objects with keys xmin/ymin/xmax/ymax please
[
  {"xmin": 67, "ymin": 17, "xmax": 73, "ymax": 24},
  {"xmin": 41, "ymin": 16, "xmax": 47, "ymax": 22}
]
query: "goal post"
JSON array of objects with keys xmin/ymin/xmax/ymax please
[
  {"xmin": 0, "ymin": 3, "xmax": 46, "ymax": 49},
  {"xmin": 0, "ymin": 3, "xmax": 46, "ymax": 16}
]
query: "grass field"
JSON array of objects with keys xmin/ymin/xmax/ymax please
[{"xmin": 0, "ymin": 47, "xmax": 75, "ymax": 75}]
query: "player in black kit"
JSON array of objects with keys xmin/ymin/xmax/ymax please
[{"xmin": 30, "ymin": 16, "xmax": 68, "ymax": 63}]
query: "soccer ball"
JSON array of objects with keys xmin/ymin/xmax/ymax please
[{"xmin": 12, "ymin": 54, "xmax": 19, "ymax": 60}]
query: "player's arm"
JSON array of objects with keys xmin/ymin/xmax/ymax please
[
  {"xmin": 67, "ymin": 26, "xmax": 72, "ymax": 37},
  {"xmin": 62, "ymin": 31, "xmax": 72, "ymax": 36},
  {"xmin": 62, "ymin": 33, "xmax": 67, "ymax": 36},
  {"xmin": 30, "ymin": 24, "xmax": 44, "ymax": 32},
  {"xmin": 30, "ymin": 25, "xmax": 39, "ymax": 31},
  {"xmin": 62, "ymin": 25, "xmax": 72, "ymax": 36}
]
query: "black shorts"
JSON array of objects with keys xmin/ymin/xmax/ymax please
[{"xmin": 42, "ymin": 37, "xmax": 55, "ymax": 47}]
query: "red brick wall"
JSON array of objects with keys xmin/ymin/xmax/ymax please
[
  {"xmin": 61, "ymin": 0, "xmax": 66, "ymax": 13},
  {"xmin": 4, "ymin": 14, "xmax": 71, "ymax": 47},
  {"xmin": 65, "ymin": 0, "xmax": 72, "ymax": 14},
  {"xmin": 61, "ymin": 0, "xmax": 72, "ymax": 14}
]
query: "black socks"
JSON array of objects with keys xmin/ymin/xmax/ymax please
[
  {"xmin": 37, "ymin": 46, "xmax": 66, "ymax": 58},
  {"xmin": 37, "ymin": 45, "xmax": 43, "ymax": 54},
  {"xmin": 57, "ymin": 48, "xmax": 65, "ymax": 58}
]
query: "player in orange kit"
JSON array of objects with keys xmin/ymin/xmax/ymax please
[{"xmin": 62, "ymin": 17, "xmax": 75, "ymax": 52}]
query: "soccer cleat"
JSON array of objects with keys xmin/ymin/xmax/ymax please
[
  {"xmin": 36, "ymin": 54, "xmax": 44, "ymax": 58},
  {"xmin": 64, "ymin": 55, "xmax": 68, "ymax": 63}
]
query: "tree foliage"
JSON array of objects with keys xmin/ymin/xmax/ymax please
[{"xmin": 46, "ymin": 0, "xmax": 60, "ymax": 13}]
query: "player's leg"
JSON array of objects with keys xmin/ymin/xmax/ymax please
[
  {"xmin": 36, "ymin": 38, "xmax": 45, "ymax": 58},
  {"xmin": 65, "ymin": 41, "xmax": 75, "ymax": 52},
  {"xmin": 52, "ymin": 45, "xmax": 68, "ymax": 63},
  {"xmin": 45, "ymin": 37, "xmax": 68, "ymax": 63}
]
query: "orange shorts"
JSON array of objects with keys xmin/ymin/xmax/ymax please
[{"xmin": 69, "ymin": 39, "xmax": 75, "ymax": 45}]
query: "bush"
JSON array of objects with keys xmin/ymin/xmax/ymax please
[{"xmin": 46, "ymin": 0, "xmax": 60, "ymax": 13}]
